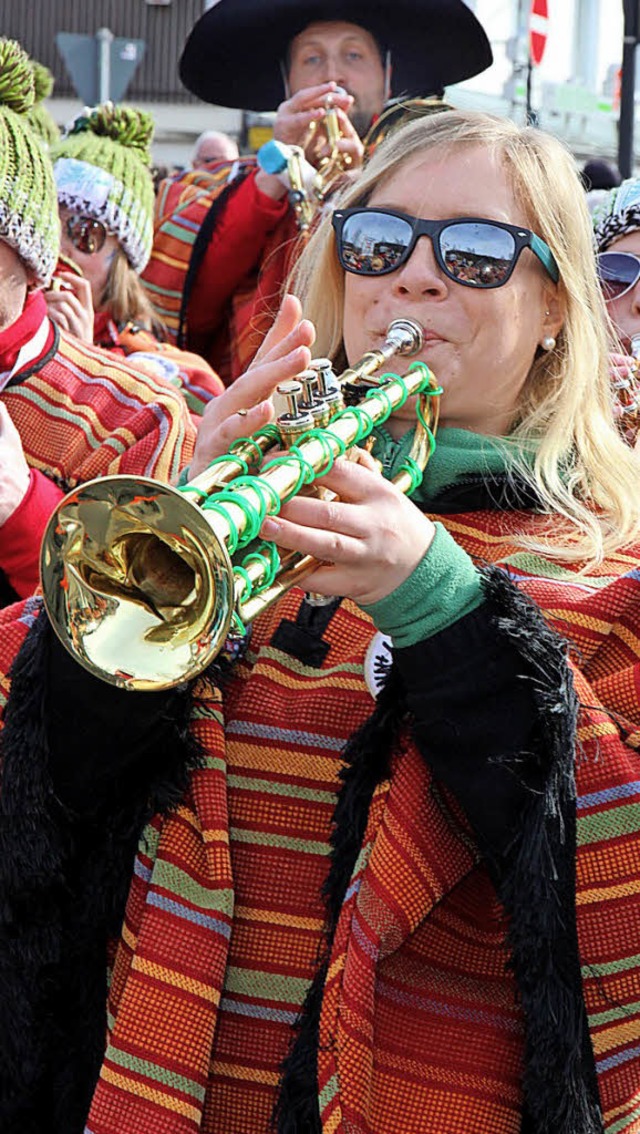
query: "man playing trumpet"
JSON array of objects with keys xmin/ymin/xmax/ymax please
[{"xmin": 143, "ymin": 0, "xmax": 492, "ymax": 383}]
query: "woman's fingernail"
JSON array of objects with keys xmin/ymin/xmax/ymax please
[{"xmin": 261, "ymin": 518, "xmax": 281, "ymax": 538}]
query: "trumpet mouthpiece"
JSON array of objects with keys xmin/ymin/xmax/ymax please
[{"xmin": 385, "ymin": 318, "xmax": 424, "ymax": 357}]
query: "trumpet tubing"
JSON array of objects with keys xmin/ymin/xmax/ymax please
[
  {"xmin": 290, "ymin": 87, "xmax": 352, "ymax": 230},
  {"xmin": 614, "ymin": 333, "xmax": 640, "ymax": 446},
  {"xmin": 40, "ymin": 319, "xmax": 442, "ymax": 691}
]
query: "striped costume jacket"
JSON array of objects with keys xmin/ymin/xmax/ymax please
[
  {"xmin": 3, "ymin": 318, "xmax": 195, "ymax": 490},
  {"xmin": 0, "ymin": 301, "xmax": 196, "ymax": 601},
  {"xmin": 0, "ymin": 504, "xmax": 640, "ymax": 1134}
]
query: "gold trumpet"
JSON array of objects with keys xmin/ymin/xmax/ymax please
[
  {"xmin": 40, "ymin": 319, "xmax": 441, "ymax": 691},
  {"xmin": 305, "ymin": 85, "xmax": 352, "ymax": 202},
  {"xmin": 286, "ymin": 87, "xmax": 353, "ymax": 231},
  {"xmin": 614, "ymin": 333, "xmax": 640, "ymax": 447}
]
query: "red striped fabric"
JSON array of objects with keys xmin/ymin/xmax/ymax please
[
  {"xmin": 2, "ymin": 505, "xmax": 640, "ymax": 1131},
  {"xmin": 3, "ymin": 325, "xmax": 196, "ymax": 488}
]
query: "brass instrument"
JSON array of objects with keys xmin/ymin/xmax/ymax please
[
  {"xmin": 304, "ymin": 85, "xmax": 352, "ymax": 203},
  {"xmin": 614, "ymin": 333, "xmax": 640, "ymax": 446},
  {"xmin": 282, "ymin": 144, "xmax": 316, "ymax": 232},
  {"xmin": 40, "ymin": 319, "xmax": 442, "ymax": 691},
  {"xmin": 280, "ymin": 87, "xmax": 353, "ymax": 232}
]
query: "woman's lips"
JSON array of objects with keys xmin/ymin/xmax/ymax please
[{"xmin": 372, "ymin": 329, "xmax": 447, "ymax": 346}]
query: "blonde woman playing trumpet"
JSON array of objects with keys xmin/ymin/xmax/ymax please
[{"xmin": 1, "ymin": 111, "xmax": 640, "ymax": 1134}]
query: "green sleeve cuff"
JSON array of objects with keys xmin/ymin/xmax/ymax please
[{"xmin": 361, "ymin": 522, "xmax": 485, "ymax": 648}]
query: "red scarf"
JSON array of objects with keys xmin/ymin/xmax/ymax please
[{"xmin": 0, "ymin": 290, "xmax": 49, "ymax": 374}]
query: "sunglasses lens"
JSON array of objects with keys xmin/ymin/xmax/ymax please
[
  {"xmin": 439, "ymin": 222, "xmax": 516, "ymax": 287},
  {"xmin": 67, "ymin": 216, "xmax": 107, "ymax": 255},
  {"xmin": 597, "ymin": 253, "xmax": 640, "ymax": 301},
  {"xmin": 339, "ymin": 211, "xmax": 413, "ymax": 274}
]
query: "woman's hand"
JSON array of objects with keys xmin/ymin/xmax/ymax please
[
  {"xmin": 0, "ymin": 403, "xmax": 31, "ymax": 526},
  {"xmin": 260, "ymin": 449, "xmax": 436, "ymax": 607},
  {"xmin": 44, "ymin": 273, "xmax": 94, "ymax": 343},
  {"xmin": 189, "ymin": 295, "xmax": 315, "ymax": 480}
]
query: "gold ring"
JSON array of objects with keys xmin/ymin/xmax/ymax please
[{"xmin": 236, "ymin": 408, "xmax": 248, "ymax": 417}]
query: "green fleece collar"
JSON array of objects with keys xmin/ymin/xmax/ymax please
[{"xmin": 371, "ymin": 425, "xmax": 531, "ymax": 506}]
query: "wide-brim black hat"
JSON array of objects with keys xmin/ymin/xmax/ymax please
[{"xmin": 179, "ymin": 0, "xmax": 493, "ymax": 111}]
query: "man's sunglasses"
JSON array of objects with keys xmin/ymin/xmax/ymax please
[
  {"xmin": 331, "ymin": 207, "xmax": 560, "ymax": 288},
  {"xmin": 65, "ymin": 214, "xmax": 108, "ymax": 255},
  {"xmin": 597, "ymin": 251, "xmax": 640, "ymax": 302}
]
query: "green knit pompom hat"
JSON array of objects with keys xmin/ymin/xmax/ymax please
[
  {"xmin": 51, "ymin": 103, "xmax": 155, "ymax": 272},
  {"xmin": 26, "ymin": 61, "xmax": 60, "ymax": 148},
  {"xmin": 0, "ymin": 38, "xmax": 60, "ymax": 285}
]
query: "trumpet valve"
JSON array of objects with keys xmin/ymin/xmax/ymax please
[
  {"xmin": 277, "ymin": 380, "xmax": 314, "ymax": 444},
  {"xmin": 299, "ymin": 369, "xmax": 320, "ymax": 406},
  {"xmin": 310, "ymin": 358, "xmax": 338, "ymax": 396}
]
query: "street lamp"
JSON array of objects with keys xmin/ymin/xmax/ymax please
[{"xmin": 619, "ymin": 0, "xmax": 640, "ymax": 178}]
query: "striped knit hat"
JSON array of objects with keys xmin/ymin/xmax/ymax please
[
  {"xmin": 51, "ymin": 103, "xmax": 155, "ymax": 272},
  {"xmin": 0, "ymin": 38, "xmax": 60, "ymax": 285},
  {"xmin": 592, "ymin": 177, "xmax": 640, "ymax": 252}
]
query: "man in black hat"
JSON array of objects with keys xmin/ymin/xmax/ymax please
[{"xmin": 143, "ymin": 0, "xmax": 492, "ymax": 383}]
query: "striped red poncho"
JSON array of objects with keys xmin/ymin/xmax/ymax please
[{"xmin": 0, "ymin": 504, "xmax": 639, "ymax": 1133}]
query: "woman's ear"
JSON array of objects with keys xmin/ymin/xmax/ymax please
[{"xmin": 542, "ymin": 286, "xmax": 565, "ymax": 341}]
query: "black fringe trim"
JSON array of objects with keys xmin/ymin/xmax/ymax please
[
  {"xmin": 0, "ymin": 613, "xmax": 207, "ymax": 1134},
  {"xmin": 274, "ymin": 666, "xmax": 406, "ymax": 1133},
  {"xmin": 275, "ymin": 566, "xmax": 604, "ymax": 1134},
  {"xmin": 480, "ymin": 566, "xmax": 603, "ymax": 1134}
]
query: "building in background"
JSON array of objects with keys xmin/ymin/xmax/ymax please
[
  {"xmin": 1, "ymin": 0, "xmax": 630, "ymax": 167},
  {"xmin": 2, "ymin": 0, "xmax": 242, "ymax": 166}
]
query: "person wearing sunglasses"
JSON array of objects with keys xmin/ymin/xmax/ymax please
[
  {"xmin": 593, "ymin": 178, "xmax": 640, "ymax": 444},
  {"xmin": 0, "ymin": 40, "xmax": 196, "ymax": 610},
  {"xmin": 3, "ymin": 108, "xmax": 640, "ymax": 1134},
  {"xmin": 46, "ymin": 103, "xmax": 224, "ymax": 416}
]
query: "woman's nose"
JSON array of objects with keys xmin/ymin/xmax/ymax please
[{"xmin": 390, "ymin": 235, "xmax": 448, "ymax": 298}]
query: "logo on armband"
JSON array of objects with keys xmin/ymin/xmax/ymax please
[{"xmin": 364, "ymin": 630, "xmax": 393, "ymax": 699}]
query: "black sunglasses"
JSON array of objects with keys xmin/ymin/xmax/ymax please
[
  {"xmin": 332, "ymin": 207, "xmax": 560, "ymax": 288},
  {"xmin": 65, "ymin": 214, "xmax": 108, "ymax": 255},
  {"xmin": 597, "ymin": 251, "xmax": 640, "ymax": 302}
]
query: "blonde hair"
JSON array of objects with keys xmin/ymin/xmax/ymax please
[
  {"xmin": 291, "ymin": 109, "xmax": 640, "ymax": 565},
  {"xmin": 100, "ymin": 248, "xmax": 165, "ymax": 338}
]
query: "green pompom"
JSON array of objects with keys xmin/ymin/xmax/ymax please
[
  {"xmin": 31, "ymin": 60, "xmax": 54, "ymax": 102},
  {"xmin": 0, "ymin": 38, "xmax": 35, "ymax": 114},
  {"xmin": 84, "ymin": 102, "xmax": 154, "ymax": 165}
]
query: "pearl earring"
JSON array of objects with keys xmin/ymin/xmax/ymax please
[{"xmin": 541, "ymin": 335, "xmax": 556, "ymax": 351}]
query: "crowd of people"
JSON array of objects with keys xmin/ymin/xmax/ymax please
[{"xmin": 1, "ymin": 1, "xmax": 640, "ymax": 1132}]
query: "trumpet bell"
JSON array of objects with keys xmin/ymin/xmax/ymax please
[{"xmin": 40, "ymin": 475, "xmax": 235, "ymax": 690}]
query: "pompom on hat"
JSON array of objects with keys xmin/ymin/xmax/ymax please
[
  {"xmin": 592, "ymin": 178, "xmax": 640, "ymax": 253},
  {"xmin": 0, "ymin": 37, "xmax": 60, "ymax": 286},
  {"xmin": 26, "ymin": 61, "xmax": 60, "ymax": 148},
  {"xmin": 51, "ymin": 103, "xmax": 155, "ymax": 273}
]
